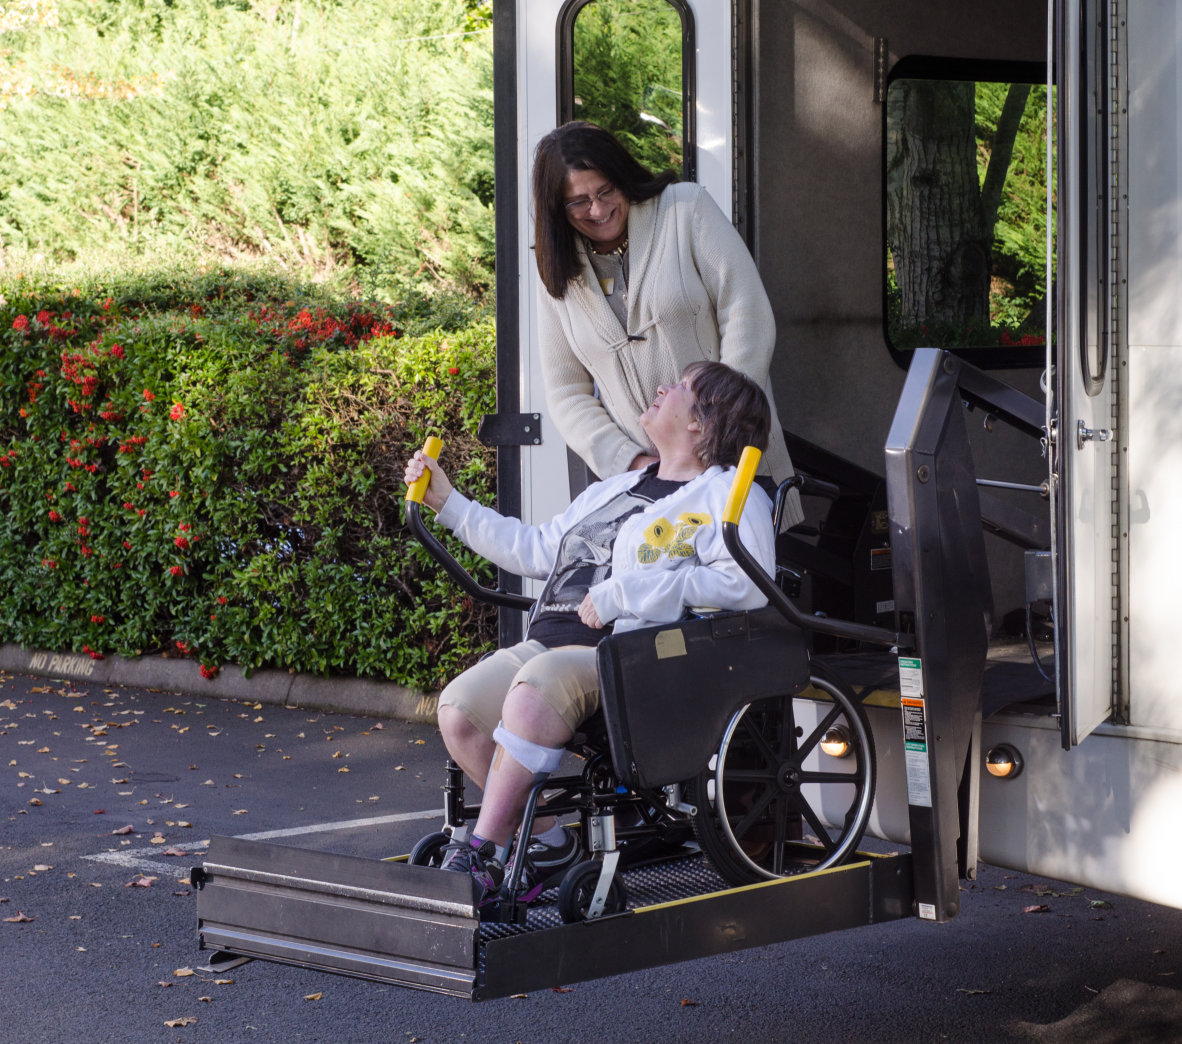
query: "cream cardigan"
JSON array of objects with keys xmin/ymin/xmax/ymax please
[{"xmin": 537, "ymin": 182, "xmax": 802, "ymax": 526}]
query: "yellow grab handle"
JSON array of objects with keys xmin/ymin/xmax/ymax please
[
  {"xmin": 722, "ymin": 446, "xmax": 762, "ymax": 525},
  {"xmin": 406, "ymin": 436, "xmax": 443, "ymax": 504}
]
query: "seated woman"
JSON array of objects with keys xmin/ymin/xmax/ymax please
[{"xmin": 402, "ymin": 361, "xmax": 777, "ymax": 905}]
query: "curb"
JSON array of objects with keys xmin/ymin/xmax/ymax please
[{"xmin": 0, "ymin": 643, "xmax": 439, "ymax": 724}]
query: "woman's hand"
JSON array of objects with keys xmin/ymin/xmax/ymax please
[
  {"xmin": 403, "ymin": 451, "xmax": 453, "ymax": 514},
  {"xmin": 577, "ymin": 592, "xmax": 606, "ymax": 629}
]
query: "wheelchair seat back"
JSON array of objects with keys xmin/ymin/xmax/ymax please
[{"xmin": 596, "ymin": 606, "xmax": 810, "ymax": 790}]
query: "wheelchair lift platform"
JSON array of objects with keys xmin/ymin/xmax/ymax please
[{"xmin": 193, "ymin": 835, "xmax": 913, "ymax": 1000}]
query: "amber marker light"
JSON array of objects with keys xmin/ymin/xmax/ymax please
[
  {"xmin": 985, "ymin": 743, "xmax": 1023, "ymax": 779},
  {"xmin": 820, "ymin": 726, "xmax": 852, "ymax": 758}
]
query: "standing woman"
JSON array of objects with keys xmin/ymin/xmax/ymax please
[{"xmin": 532, "ymin": 120, "xmax": 802, "ymax": 525}]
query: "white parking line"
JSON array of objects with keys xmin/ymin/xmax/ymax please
[{"xmin": 81, "ymin": 808, "xmax": 444, "ymax": 876}]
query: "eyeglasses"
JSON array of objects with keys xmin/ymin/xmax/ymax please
[{"xmin": 563, "ymin": 185, "xmax": 620, "ymax": 215}]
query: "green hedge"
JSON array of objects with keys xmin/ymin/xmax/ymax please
[
  {"xmin": 0, "ymin": 0, "xmax": 494, "ymax": 297},
  {"xmin": 0, "ymin": 266, "xmax": 498, "ymax": 690}
]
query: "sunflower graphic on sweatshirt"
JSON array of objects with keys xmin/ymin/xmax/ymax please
[{"xmin": 636, "ymin": 512, "xmax": 712, "ymax": 563}]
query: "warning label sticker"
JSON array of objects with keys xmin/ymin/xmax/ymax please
[
  {"xmin": 899, "ymin": 656, "xmax": 931, "ymax": 807},
  {"xmin": 898, "ymin": 655, "xmax": 923, "ymax": 699}
]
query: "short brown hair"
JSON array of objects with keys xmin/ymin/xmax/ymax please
[
  {"xmin": 532, "ymin": 121, "xmax": 677, "ymax": 298},
  {"xmin": 683, "ymin": 361, "xmax": 771, "ymax": 468}
]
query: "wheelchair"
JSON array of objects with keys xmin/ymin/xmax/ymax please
[{"xmin": 404, "ymin": 443, "xmax": 893, "ymax": 925}]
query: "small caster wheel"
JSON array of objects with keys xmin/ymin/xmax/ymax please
[
  {"xmin": 557, "ymin": 859, "xmax": 627, "ymax": 923},
  {"xmin": 409, "ymin": 830, "xmax": 452, "ymax": 867}
]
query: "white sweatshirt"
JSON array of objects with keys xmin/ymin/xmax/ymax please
[{"xmin": 434, "ymin": 465, "xmax": 776, "ymax": 634}]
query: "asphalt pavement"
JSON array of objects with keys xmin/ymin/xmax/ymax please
[{"xmin": 3, "ymin": 668, "xmax": 1182, "ymax": 1044}]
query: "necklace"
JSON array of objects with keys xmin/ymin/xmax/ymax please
[{"xmin": 589, "ymin": 236, "xmax": 628, "ymax": 256}]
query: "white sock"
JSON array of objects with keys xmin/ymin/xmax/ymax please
[{"xmin": 534, "ymin": 822, "xmax": 567, "ymax": 848}]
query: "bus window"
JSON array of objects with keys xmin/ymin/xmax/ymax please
[
  {"xmin": 558, "ymin": 0, "xmax": 695, "ymax": 181},
  {"xmin": 884, "ymin": 59, "xmax": 1051, "ymax": 367}
]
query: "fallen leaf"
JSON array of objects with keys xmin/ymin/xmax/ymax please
[
  {"xmin": 127, "ymin": 876, "xmax": 156, "ymax": 888},
  {"xmin": 149, "ymin": 834, "xmax": 167, "ymax": 845},
  {"xmin": 163, "ymin": 1017, "xmax": 197, "ymax": 1028},
  {"xmin": 198, "ymin": 996, "xmax": 213, "ymax": 1003},
  {"xmin": 1023, "ymin": 904, "xmax": 1050, "ymax": 914},
  {"xmin": 3, "ymin": 911, "xmax": 35, "ymax": 923},
  {"xmin": 157, "ymin": 982, "xmax": 173, "ymax": 988},
  {"xmin": 32, "ymin": 864, "xmax": 52, "ymax": 872},
  {"xmin": 160, "ymin": 847, "xmax": 188, "ymax": 857},
  {"xmin": 213, "ymin": 979, "xmax": 234, "ymax": 985},
  {"xmin": 174, "ymin": 967, "xmax": 195, "ymax": 978},
  {"xmin": 680, "ymin": 998, "xmax": 699, "ymax": 1007},
  {"xmin": 1090, "ymin": 899, "xmax": 1113, "ymax": 909},
  {"xmin": 231, "ymin": 809, "xmax": 247, "ymax": 815},
  {"xmin": 304, "ymin": 992, "xmax": 322, "ymax": 1001},
  {"xmin": 110, "ymin": 824, "xmax": 135, "ymax": 835},
  {"xmin": 957, "ymin": 988, "xmax": 991, "ymax": 995},
  {"xmin": 551, "ymin": 986, "xmax": 573, "ymax": 993}
]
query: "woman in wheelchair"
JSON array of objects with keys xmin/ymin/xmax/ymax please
[{"xmin": 402, "ymin": 360, "xmax": 777, "ymax": 907}]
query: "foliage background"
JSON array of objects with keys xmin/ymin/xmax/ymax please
[
  {"xmin": 0, "ymin": 0, "xmax": 495, "ymax": 299},
  {"xmin": 0, "ymin": 267, "xmax": 498, "ymax": 690},
  {"xmin": 0, "ymin": 1, "xmax": 503, "ymax": 690}
]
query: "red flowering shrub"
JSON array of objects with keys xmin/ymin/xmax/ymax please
[{"xmin": 0, "ymin": 269, "xmax": 495, "ymax": 689}]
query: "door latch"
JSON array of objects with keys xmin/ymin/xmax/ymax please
[{"xmin": 1076, "ymin": 419, "xmax": 1113, "ymax": 450}]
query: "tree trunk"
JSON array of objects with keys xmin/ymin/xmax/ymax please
[{"xmin": 886, "ymin": 79, "xmax": 990, "ymax": 333}]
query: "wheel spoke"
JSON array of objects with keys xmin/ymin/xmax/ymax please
[
  {"xmin": 796, "ymin": 797, "xmax": 838, "ymax": 855},
  {"xmin": 771, "ymin": 794, "xmax": 792, "ymax": 875},
  {"xmin": 798, "ymin": 770, "xmax": 859, "ymax": 785},
  {"xmin": 796, "ymin": 703, "xmax": 844, "ymax": 760},
  {"xmin": 723, "ymin": 767, "xmax": 781, "ymax": 784},
  {"xmin": 775, "ymin": 695, "xmax": 797, "ymax": 760},
  {"xmin": 738, "ymin": 709, "xmax": 782, "ymax": 770},
  {"xmin": 728, "ymin": 783, "xmax": 777, "ymax": 841}
]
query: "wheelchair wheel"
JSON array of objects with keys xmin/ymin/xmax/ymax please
[
  {"xmin": 687, "ymin": 663, "xmax": 875, "ymax": 885},
  {"xmin": 557, "ymin": 860, "xmax": 628, "ymax": 923},
  {"xmin": 408, "ymin": 830, "xmax": 452, "ymax": 868}
]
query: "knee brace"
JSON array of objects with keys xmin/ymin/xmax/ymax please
[{"xmin": 492, "ymin": 721, "xmax": 565, "ymax": 778}]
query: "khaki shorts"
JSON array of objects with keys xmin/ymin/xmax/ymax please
[{"xmin": 438, "ymin": 640, "xmax": 600, "ymax": 738}]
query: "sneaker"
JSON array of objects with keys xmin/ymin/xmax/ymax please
[
  {"xmin": 506, "ymin": 830, "xmax": 582, "ymax": 904},
  {"xmin": 526, "ymin": 829, "xmax": 581, "ymax": 875},
  {"xmin": 440, "ymin": 838, "xmax": 503, "ymax": 905}
]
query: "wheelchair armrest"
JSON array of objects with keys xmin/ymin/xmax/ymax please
[{"xmin": 405, "ymin": 500, "xmax": 534, "ymax": 612}]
